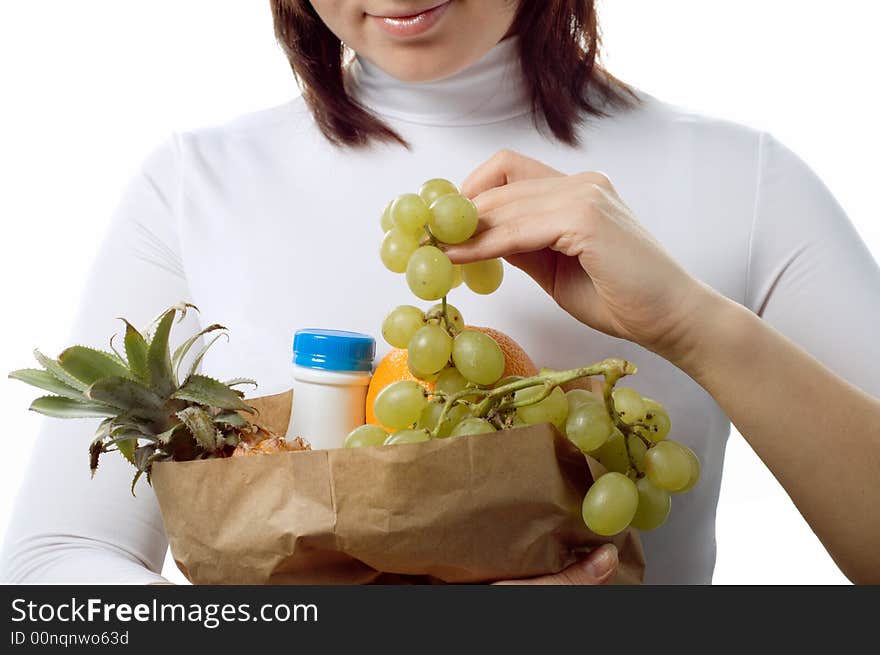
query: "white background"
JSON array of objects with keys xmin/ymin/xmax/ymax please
[{"xmin": 0, "ymin": 1, "xmax": 876, "ymax": 584}]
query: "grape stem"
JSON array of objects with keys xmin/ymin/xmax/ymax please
[
  {"xmin": 422, "ymin": 226, "xmax": 438, "ymax": 247},
  {"xmin": 599, "ymin": 376, "xmax": 653, "ymax": 474},
  {"xmin": 429, "ymin": 359, "xmax": 637, "ymax": 439}
]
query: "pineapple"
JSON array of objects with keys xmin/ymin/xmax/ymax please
[{"xmin": 9, "ymin": 303, "xmax": 308, "ymax": 492}]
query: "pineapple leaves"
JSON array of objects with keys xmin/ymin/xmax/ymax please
[
  {"xmin": 223, "ymin": 378, "xmax": 258, "ymax": 389},
  {"xmin": 144, "ymin": 302, "xmax": 197, "ymax": 337},
  {"xmin": 98, "ymin": 434, "xmax": 142, "ymax": 465},
  {"xmin": 9, "ymin": 369, "xmax": 86, "ymax": 401},
  {"xmin": 156, "ymin": 423, "xmax": 185, "ymax": 445},
  {"xmin": 121, "ymin": 319, "xmax": 149, "ymax": 381},
  {"xmin": 86, "ymin": 377, "xmax": 165, "ymax": 418},
  {"xmin": 30, "ymin": 396, "xmax": 118, "ymax": 419},
  {"xmin": 176, "ymin": 406, "xmax": 221, "ymax": 451},
  {"xmin": 182, "ymin": 332, "xmax": 229, "ymax": 382},
  {"xmin": 33, "ymin": 349, "xmax": 88, "ymax": 392},
  {"xmin": 58, "ymin": 346, "xmax": 134, "ymax": 386},
  {"xmin": 172, "ymin": 375, "xmax": 255, "ymax": 413},
  {"xmin": 9, "ymin": 302, "xmax": 261, "ymax": 491},
  {"xmin": 147, "ymin": 308, "xmax": 177, "ymax": 396},
  {"xmin": 116, "ymin": 438, "xmax": 138, "ymax": 465},
  {"xmin": 171, "ymin": 324, "xmax": 226, "ymax": 381},
  {"xmin": 108, "ymin": 334, "xmax": 126, "ymax": 363},
  {"xmin": 214, "ymin": 411, "xmax": 249, "ymax": 428},
  {"xmin": 130, "ymin": 445, "xmax": 163, "ymax": 495},
  {"xmin": 89, "ymin": 441, "xmax": 103, "ymax": 477}
]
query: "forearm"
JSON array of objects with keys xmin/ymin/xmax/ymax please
[
  {"xmin": 3, "ymin": 535, "xmax": 168, "ymax": 585},
  {"xmin": 1, "ymin": 419, "xmax": 171, "ymax": 585},
  {"xmin": 665, "ymin": 289, "xmax": 880, "ymax": 583}
]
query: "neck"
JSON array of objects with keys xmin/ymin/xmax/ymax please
[{"xmin": 347, "ymin": 37, "xmax": 532, "ymax": 127}]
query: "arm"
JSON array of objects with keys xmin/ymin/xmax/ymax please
[
  {"xmin": 448, "ymin": 148, "xmax": 880, "ymax": 584},
  {"xmin": 674, "ymin": 291, "xmax": 880, "ymax": 584},
  {"xmin": 675, "ymin": 135, "xmax": 880, "ymax": 583},
  {"xmin": 1, "ymin": 138, "xmax": 201, "ymax": 584}
]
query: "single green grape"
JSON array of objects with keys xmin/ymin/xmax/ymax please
[
  {"xmin": 644, "ymin": 440, "xmax": 693, "ymax": 492},
  {"xmin": 426, "ymin": 302, "xmax": 465, "ymax": 333},
  {"xmin": 449, "ymin": 417, "xmax": 496, "ymax": 438},
  {"xmin": 408, "ymin": 325, "xmax": 453, "ymax": 375},
  {"xmin": 380, "ymin": 200, "xmax": 394, "ymax": 232},
  {"xmin": 373, "ymin": 380, "xmax": 428, "ymax": 430},
  {"xmin": 564, "ymin": 401, "xmax": 613, "ymax": 452},
  {"xmin": 674, "ymin": 443, "xmax": 701, "ymax": 494},
  {"xmin": 390, "ymin": 193, "xmax": 431, "ymax": 235},
  {"xmin": 429, "ymin": 193, "xmax": 479, "ymax": 244},
  {"xmin": 612, "ymin": 387, "xmax": 648, "ymax": 425},
  {"xmin": 462, "ymin": 258, "xmax": 504, "ymax": 295},
  {"xmin": 384, "ymin": 429, "xmax": 431, "ymax": 445},
  {"xmin": 451, "ymin": 330, "xmax": 505, "ymax": 386},
  {"xmin": 419, "ymin": 178, "xmax": 458, "ymax": 207},
  {"xmin": 405, "ymin": 246, "xmax": 454, "ymax": 301},
  {"xmin": 592, "ymin": 428, "xmax": 631, "ymax": 474},
  {"xmin": 565, "ymin": 388, "xmax": 602, "ymax": 414},
  {"xmin": 581, "ymin": 472, "xmax": 639, "ymax": 536},
  {"xmin": 515, "ymin": 386, "xmax": 568, "ymax": 432},
  {"xmin": 344, "ymin": 424, "xmax": 388, "ymax": 448},
  {"xmin": 630, "ymin": 477, "xmax": 671, "ymax": 531},
  {"xmin": 416, "ymin": 399, "xmax": 445, "ymax": 432},
  {"xmin": 381, "ymin": 305, "xmax": 426, "ymax": 349},
  {"xmin": 435, "ymin": 366, "xmax": 469, "ymax": 396},
  {"xmin": 380, "ymin": 227, "xmax": 419, "ymax": 274},
  {"xmin": 437, "ymin": 403, "xmax": 473, "ymax": 438},
  {"xmin": 628, "ymin": 435, "xmax": 648, "ymax": 472},
  {"xmin": 642, "ymin": 398, "xmax": 671, "ymax": 441},
  {"xmin": 408, "ymin": 358, "xmax": 440, "ymax": 383},
  {"xmin": 451, "ymin": 264, "xmax": 463, "ymax": 289}
]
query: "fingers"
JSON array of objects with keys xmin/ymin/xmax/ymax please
[
  {"xmin": 471, "ymin": 172, "xmax": 615, "ymax": 229},
  {"xmin": 444, "ymin": 213, "xmax": 563, "ymax": 264},
  {"xmin": 473, "ymin": 178, "xmax": 564, "ymax": 217},
  {"xmin": 492, "ymin": 544, "xmax": 618, "ymax": 585},
  {"xmin": 461, "ymin": 149, "xmax": 563, "ymax": 199},
  {"xmin": 477, "ymin": 187, "xmax": 581, "ymax": 231}
]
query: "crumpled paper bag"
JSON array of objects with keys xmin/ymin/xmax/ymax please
[{"xmin": 152, "ymin": 390, "xmax": 645, "ymax": 584}]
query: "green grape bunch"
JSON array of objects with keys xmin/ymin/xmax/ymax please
[
  {"xmin": 379, "ymin": 179, "xmax": 504, "ymax": 298},
  {"xmin": 350, "ymin": 178, "xmax": 701, "ymax": 538}
]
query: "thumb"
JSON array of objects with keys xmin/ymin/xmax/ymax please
[
  {"xmin": 561, "ymin": 544, "xmax": 619, "ymax": 585},
  {"xmin": 493, "ymin": 544, "xmax": 619, "ymax": 586}
]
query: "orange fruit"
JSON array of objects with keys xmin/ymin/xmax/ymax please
[{"xmin": 366, "ymin": 325, "xmax": 538, "ymax": 426}]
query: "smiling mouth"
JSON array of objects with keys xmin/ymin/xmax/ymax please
[{"xmin": 367, "ymin": 1, "xmax": 453, "ymax": 38}]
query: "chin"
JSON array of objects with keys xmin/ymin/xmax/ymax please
[{"xmin": 370, "ymin": 44, "xmax": 478, "ymax": 83}]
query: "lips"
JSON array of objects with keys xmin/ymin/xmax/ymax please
[{"xmin": 369, "ymin": 1, "xmax": 452, "ymax": 38}]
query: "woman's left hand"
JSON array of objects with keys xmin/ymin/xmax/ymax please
[
  {"xmin": 492, "ymin": 544, "xmax": 618, "ymax": 585},
  {"xmin": 446, "ymin": 150, "xmax": 712, "ymax": 362}
]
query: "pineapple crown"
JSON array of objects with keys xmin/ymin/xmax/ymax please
[{"xmin": 9, "ymin": 303, "xmax": 260, "ymax": 492}]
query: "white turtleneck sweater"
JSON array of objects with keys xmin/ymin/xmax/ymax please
[{"xmin": 3, "ymin": 39, "xmax": 879, "ymax": 585}]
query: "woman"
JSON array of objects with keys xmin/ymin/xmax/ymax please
[{"xmin": 3, "ymin": 0, "xmax": 879, "ymax": 585}]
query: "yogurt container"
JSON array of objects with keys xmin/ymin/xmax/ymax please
[{"xmin": 286, "ymin": 329, "xmax": 375, "ymax": 450}]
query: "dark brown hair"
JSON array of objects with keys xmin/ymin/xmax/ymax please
[{"xmin": 270, "ymin": 0, "xmax": 636, "ymax": 147}]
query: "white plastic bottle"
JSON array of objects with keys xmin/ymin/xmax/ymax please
[{"xmin": 286, "ymin": 329, "xmax": 375, "ymax": 450}]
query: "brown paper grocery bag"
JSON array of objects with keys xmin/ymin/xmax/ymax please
[{"xmin": 152, "ymin": 391, "xmax": 644, "ymax": 585}]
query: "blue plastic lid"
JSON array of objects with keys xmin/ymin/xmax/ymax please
[{"xmin": 293, "ymin": 329, "xmax": 375, "ymax": 372}]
